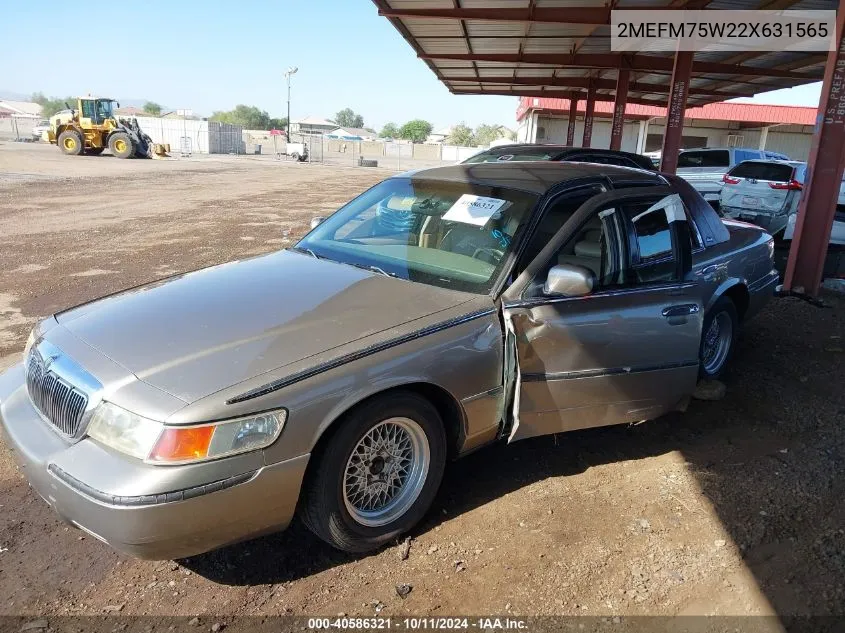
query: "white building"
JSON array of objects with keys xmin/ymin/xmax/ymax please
[{"xmin": 290, "ymin": 116, "xmax": 336, "ymax": 135}]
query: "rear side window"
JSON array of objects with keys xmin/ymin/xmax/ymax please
[
  {"xmin": 729, "ymin": 162, "xmax": 794, "ymax": 181},
  {"xmin": 677, "ymin": 150, "xmax": 730, "ymax": 168}
]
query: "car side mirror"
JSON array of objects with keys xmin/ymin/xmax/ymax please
[
  {"xmin": 310, "ymin": 217, "xmax": 326, "ymax": 229},
  {"xmin": 543, "ymin": 264, "xmax": 596, "ymax": 297}
]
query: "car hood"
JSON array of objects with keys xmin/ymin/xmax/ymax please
[{"xmin": 56, "ymin": 250, "xmax": 474, "ymax": 402}]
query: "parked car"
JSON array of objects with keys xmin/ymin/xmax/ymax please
[
  {"xmin": 676, "ymin": 147, "xmax": 782, "ymax": 207},
  {"xmin": 0, "ymin": 162, "xmax": 778, "ymax": 560},
  {"xmin": 462, "ymin": 144, "xmax": 657, "ymax": 171},
  {"xmin": 721, "ymin": 159, "xmax": 845, "ymax": 246},
  {"xmin": 31, "ymin": 120, "xmax": 51, "ymax": 141}
]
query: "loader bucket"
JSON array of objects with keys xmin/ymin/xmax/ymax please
[{"xmin": 151, "ymin": 143, "xmax": 171, "ymax": 159}]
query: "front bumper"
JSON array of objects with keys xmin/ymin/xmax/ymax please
[{"xmin": 0, "ymin": 363, "xmax": 308, "ymax": 560}]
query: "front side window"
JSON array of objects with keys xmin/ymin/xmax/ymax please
[
  {"xmin": 626, "ymin": 198, "xmax": 678, "ymax": 284},
  {"xmin": 297, "ymin": 178, "xmax": 538, "ymax": 294}
]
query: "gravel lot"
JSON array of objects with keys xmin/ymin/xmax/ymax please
[{"xmin": 0, "ymin": 143, "xmax": 843, "ymax": 623}]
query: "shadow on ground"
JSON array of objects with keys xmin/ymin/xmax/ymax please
[{"xmin": 182, "ymin": 294, "xmax": 844, "ymax": 617}]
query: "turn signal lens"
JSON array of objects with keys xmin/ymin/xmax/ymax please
[
  {"xmin": 148, "ymin": 410, "xmax": 287, "ymax": 464},
  {"xmin": 769, "ymin": 179, "xmax": 802, "ymax": 191},
  {"xmin": 149, "ymin": 426, "xmax": 215, "ymax": 462}
]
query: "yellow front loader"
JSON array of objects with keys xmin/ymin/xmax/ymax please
[{"xmin": 46, "ymin": 97, "xmax": 170, "ymax": 159}]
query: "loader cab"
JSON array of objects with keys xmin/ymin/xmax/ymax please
[{"xmin": 79, "ymin": 98, "xmax": 117, "ymax": 126}]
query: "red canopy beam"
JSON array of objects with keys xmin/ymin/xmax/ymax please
[
  {"xmin": 567, "ymin": 96, "xmax": 579, "ymax": 146},
  {"xmin": 582, "ymin": 81, "xmax": 597, "ymax": 147},
  {"xmin": 421, "ymin": 53, "xmax": 821, "ymax": 80},
  {"xmin": 610, "ymin": 69, "xmax": 630, "ymax": 150},
  {"xmin": 784, "ymin": 0, "xmax": 845, "ymax": 296},
  {"xmin": 445, "ymin": 75, "xmax": 750, "ymax": 99},
  {"xmin": 660, "ymin": 51, "xmax": 694, "ymax": 174}
]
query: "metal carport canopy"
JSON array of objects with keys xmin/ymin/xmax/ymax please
[
  {"xmin": 373, "ymin": 0, "xmax": 829, "ymax": 110},
  {"xmin": 374, "ymin": 0, "xmax": 845, "ymax": 297}
]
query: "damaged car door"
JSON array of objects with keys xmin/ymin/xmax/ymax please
[{"xmin": 501, "ymin": 187, "xmax": 703, "ymax": 442}]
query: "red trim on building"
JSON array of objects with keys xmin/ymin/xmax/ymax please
[{"xmin": 517, "ymin": 96, "xmax": 817, "ymax": 126}]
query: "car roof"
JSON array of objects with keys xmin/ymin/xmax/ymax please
[
  {"xmin": 398, "ymin": 161, "xmax": 663, "ymax": 195},
  {"xmin": 476, "ymin": 144, "xmax": 641, "ymax": 156}
]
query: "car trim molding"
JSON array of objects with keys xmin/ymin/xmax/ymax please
[
  {"xmin": 505, "ymin": 281, "xmax": 698, "ymax": 309},
  {"xmin": 47, "ymin": 463, "xmax": 256, "ymax": 506},
  {"xmin": 226, "ymin": 308, "xmax": 498, "ymax": 405},
  {"xmin": 522, "ymin": 360, "xmax": 700, "ymax": 382}
]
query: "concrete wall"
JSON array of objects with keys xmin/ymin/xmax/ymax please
[
  {"xmin": 534, "ymin": 113, "xmax": 815, "ymax": 160},
  {"xmin": 0, "ymin": 116, "xmax": 37, "ymax": 140},
  {"xmin": 413, "ymin": 143, "xmax": 441, "ymax": 160}
]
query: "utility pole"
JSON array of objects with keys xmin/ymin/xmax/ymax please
[{"xmin": 285, "ymin": 66, "xmax": 298, "ymax": 141}]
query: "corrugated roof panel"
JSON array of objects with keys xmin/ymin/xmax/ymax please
[
  {"xmin": 460, "ymin": 0, "xmax": 530, "ymax": 7},
  {"xmin": 534, "ymin": 0, "xmax": 609, "ymax": 6},
  {"xmin": 471, "ymin": 38, "xmax": 522, "ymax": 54},
  {"xmin": 418, "ymin": 38, "xmax": 471, "ymax": 54},
  {"xmin": 439, "ymin": 67, "xmax": 478, "ymax": 78},
  {"xmin": 513, "ymin": 67, "xmax": 556, "ymax": 78},
  {"xmin": 402, "ymin": 20, "xmax": 465, "ymax": 37},
  {"xmin": 386, "ymin": 0, "xmax": 453, "ymax": 7},
  {"xmin": 431, "ymin": 60, "xmax": 475, "ymax": 69},
  {"xmin": 474, "ymin": 60, "xmax": 520, "ymax": 68},
  {"xmin": 705, "ymin": 0, "xmax": 759, "ymax": 8},
  {"xmin": 526, "ymin": 23, "xmax": 596, "ymax": 37},
  {"xmin": 465, "ymin": 20, "xmax": 529, "ymax": 37},
  {"xmin": 523, "ymin": 38, "xmax": 581, "ymax": 53},
  {"xmin": 790, "ymin": 0, "xmax": 837, "ymax": 8}
]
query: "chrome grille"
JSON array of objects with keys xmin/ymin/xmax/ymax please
[{"xmin": 26, "ymin": 351, "xmax": 88, "ymax": 437}]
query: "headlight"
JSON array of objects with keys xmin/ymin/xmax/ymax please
[
  {"xmin": 87, "ymin": 402, "xmax": 287, "ymax": 464},
  {"xmin": 23, "ymin": 328, "xmax": 37, "ymax": 360}
]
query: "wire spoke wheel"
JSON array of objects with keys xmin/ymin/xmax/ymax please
[
  {"xmin": 702, "ymin": 311, "xmax": 733, "ymax": 375},
  {"xmin": 343, "ymin": 417, "xmax": 430, "ymax": 527}
]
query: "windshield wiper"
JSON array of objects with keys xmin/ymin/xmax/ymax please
[
  {"xmin": 347, "ymin": 262, "xmax": 397, "ymax": 278},
  {"xmin": 289, "ymin": 246, "xmax": 321, "ymax": 259}
]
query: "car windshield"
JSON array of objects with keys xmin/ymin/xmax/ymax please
[
  {"xmin": 463, "ymin": 148, "xmax": 556, "ymax": 163},
  {"xmin": 677, "ymin": 150, "xmax": 730, "ymax": 168},
  {"xmin": 296, "ymin": 178, "xmax": 538, "ymax": 294}
]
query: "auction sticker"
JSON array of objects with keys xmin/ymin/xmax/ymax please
[{"xmin": 442, "ymin": 194, "xmax": 508, "ymax": 226}]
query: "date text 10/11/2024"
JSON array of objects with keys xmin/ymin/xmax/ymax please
[{"xmin": 307, "ymin": 617, "xmax": 529, "ymax": 630}]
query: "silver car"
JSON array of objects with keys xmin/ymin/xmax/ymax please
[
  {"xmin": 677, "ymin": 147, "xmax": 777, "ymax": 206},
  {"xmin": 721, "ymin": 159, "xmax": 845, "ymax": 246},
  {"xmin": 0, "ymin": 163, "xmax": 778, "ymax": 560}
]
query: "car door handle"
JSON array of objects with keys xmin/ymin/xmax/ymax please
[{"xmin": 662, "ymin": 304, "xmax": 700, "ymax": 318}]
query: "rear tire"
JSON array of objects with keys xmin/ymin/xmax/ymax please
[
  {"xmin": 301, "ymin": 392, "xmax": 447, "ymax": 553},
  {"xmin": 108, "ymin": 132, "xmax": 134, "ymax": 159},
  {"xmin": 58, "ymin": 130, "xmax": 83, "ymax": 156},
  {"xmin": 699, "ymin": 296, "xmax": 739, "ymax": 379}
]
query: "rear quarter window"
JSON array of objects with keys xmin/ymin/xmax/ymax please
[
  {"xmin": 677, "ymin": 150, "xmax": 730, "ymax": 168},
  {"xmin": 729, "ymin": 162, "xmax": 794, "ymax": 181}
]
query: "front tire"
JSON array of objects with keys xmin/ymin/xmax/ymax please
[
  {"xmin": 58, "ymin": 130, "xmax": 83, "ymax": 156},
  {"xmin": 108, "ymin": 132, "xmax": 134, "ymax": 159},
  {"xmin": 699, "ymin": 296, "xmax": 739, "ymax": 379},
  {"xmin": 301, "ymin": 392, "xmax": 447, "ymax": 553}
]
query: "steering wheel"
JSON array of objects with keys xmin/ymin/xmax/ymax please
[{"xmin": 471, "ymin": 246, "xmax": 504, "ymax": 263}]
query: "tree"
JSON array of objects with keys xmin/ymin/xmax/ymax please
[
  {"xmin": 268, "ymin": 117, "xmax": 288, "ymax": 130},
  {"xmin": 31, "ymin": 92, "xmax": 75, "ymax": 118},
  {"xmin": 379, "ymin": 122, "xmax": 400, "ymax": 139},
  {"xmin": 210, "ymin": 104, "xmax": 272, "ymax": 130},
  {"xmin": 474, "ymin": 123, "xmax": 509, "ymax": 146},
  {"xmin": 399, "ymin": 119, "xmax": 433, "ymax": 144},
  {"xmin": 447, "ymin": 123, "xmax": 474, "ymax": 146},
  {"xmin": 335, "ymin": 108, "xmax": 364, "ymax": 128},
  {"xmin": 143, "ymin": 101, "xmax": 163, "ymax": 116}
]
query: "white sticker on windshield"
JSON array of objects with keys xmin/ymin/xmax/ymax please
[{"xmin": 442, "ymin": 194, "xmax": 509, "ymax": 226}]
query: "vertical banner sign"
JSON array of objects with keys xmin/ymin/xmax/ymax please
[
  {"xmin": 785, "ymin": 4, "xmax": 845, "ymax": 295},
  {"xmin": 610, "ymin": 69, "xmax": 630, "ymax": 151},
  {"xmin": 659, "ymin": 51, "xmax": 694, "ymax": 174},
  {"xmin": 582, "ymin": 83, "xmax": 596, "ymax": 148},
  {"xmin": 567, "ymin": 97, "xmax": 579, "ymax": 146}
]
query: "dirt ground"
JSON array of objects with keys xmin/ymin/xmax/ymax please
[{"xmin": 0, "ymin": 143, "xmax": 843, "ymax": 624}]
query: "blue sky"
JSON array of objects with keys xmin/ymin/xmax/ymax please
[{"xmin": 2, "ymin": 0, "xmax": 823, "ymax": 130}]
